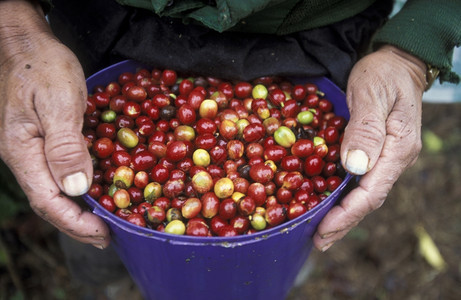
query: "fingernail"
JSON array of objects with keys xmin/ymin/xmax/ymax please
[
  {"xmin": 345, "ymin": 149, "xmax": 369, "ymax": 175},
  {"xmin": 321, "ymin": 231, "xmax": 336, "ymax": 239},
  {"xmin": 63, "ymin": 172, "xmax": 89, "ymax": 196},
  {"xmin": 92, "ymin": 243, "xmax": 105, "ymax": 250},
  {"xmin": 321, "ymin": 241, "xmax": 334, "ymax": 252}
]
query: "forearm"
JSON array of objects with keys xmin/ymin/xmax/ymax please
[{"xmin": 0, "ymin": 0, "xmax": 52, "ymax": 65}]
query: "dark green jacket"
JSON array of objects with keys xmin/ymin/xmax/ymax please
[{"xmin": 114, "ymin": 0, "xmax": 377, "ymax": 35}]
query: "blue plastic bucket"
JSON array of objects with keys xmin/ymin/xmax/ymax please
[{"xmin": 83, "ymin": 60, "xmax": 355, "ymax": 300}]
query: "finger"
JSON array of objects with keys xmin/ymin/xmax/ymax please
[
  {"xmin": 313, "ymin": 112, "xmax": 421, "ymax": 251},
  {"xmin": 8, "ymin": 135, "xmax": 110, "ymax": 248},
  {"xmin": 340, "ymin": 82, "xmax": 389, "ymax": 176},
  {"xmin": 312, "ymin": 169, "xmax": 389, "ymax": 252}
]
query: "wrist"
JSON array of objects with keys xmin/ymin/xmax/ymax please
[{"xmin": 378, "ymin": 45, "xmax": 428, "ymax": 91}]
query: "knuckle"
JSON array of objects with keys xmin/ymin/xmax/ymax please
[
  {"xmin": 44, "ymin": 131, "xmax": 87, "ymax": 163},
  {"xmin": 30, "ymin": 193, "xmax": 84, "ymax": 235},
  {"xmin": 344, "ymin": 116, "xmax": 386, "ymax": 147},
  {"xmin": 366, "ymin": 196, "xmax": 386, "ymax": 212},
  {"xmin": 349, "ymin": 185, "xmax": 388, "ymax": 217},
  {"xmin": 386, "ymin": 124, "xmax": 421, "ymax": 161}
]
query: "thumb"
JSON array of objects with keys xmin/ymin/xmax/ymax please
[
  {"xmin": 37, "ymin": 81, "xmax": 93, "ymax": 196},
  {"xmin": 340, "ymin": 84, "xmax": 388, "ymax": 176},
  {"xmin": 340, "ymin": 45, "xmax": 427, "ymax": 176},
  {"xmin": 45, "ymin": 129, "xmax": 93, "ymax": 196}
]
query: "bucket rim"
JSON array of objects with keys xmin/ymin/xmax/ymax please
[{"xmin": 83, "ymin": 59, "xmax": 354, "ymax": 247}]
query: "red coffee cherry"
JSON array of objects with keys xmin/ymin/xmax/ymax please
[{"xmin": 84, "ymin": 65, "xmax": 348, "ymax": 236}]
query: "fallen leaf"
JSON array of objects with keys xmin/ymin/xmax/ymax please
[
  {"xmin": 414, "ymin": 224, "xmax": 447, "ymax": 272},
  {"xmin": 422, "ymin": 130, "xmax": 443, "ymax": 153}
]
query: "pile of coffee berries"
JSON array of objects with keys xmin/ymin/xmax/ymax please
[{"xmin": 84, "ymin": 66, "xmax": 348, "ymax": 237}]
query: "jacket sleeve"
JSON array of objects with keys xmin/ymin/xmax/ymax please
[{"xmin": 372, "ymin": 0, "xmax": 461, "ymax": 84}]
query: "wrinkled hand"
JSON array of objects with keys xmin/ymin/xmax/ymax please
[
  {"xmin": 0, "ymin": 0, "xmax": 109, "ymax": 248},
  {"xmin": 313, "ymin": 45, "xmax": 427, "ymax": 251}
]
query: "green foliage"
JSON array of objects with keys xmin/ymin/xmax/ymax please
[
  {"xmin": 0, "ymin": 160, "xmax": 29, "ymax": 223},
  {"xmin": 0, "ymin": 245, "xmax": 7, "ymax": 266},
  {"xmin": 52, "ymin": 288, "xmax": 67, "ymax": 300},
  {"xmin": 422, "ymin": 129, "xmax": 444, "ymax": 153},
  {"xmin": 8, "ymin": 291, "xmax": 25, "ymax": 300}
]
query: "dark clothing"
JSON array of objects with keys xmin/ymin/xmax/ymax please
[
  {"xmin": 48, "ymin": 0, "xmax": 392, "ymax": 90},
  {"xmin": 112, "ymin": 0, "xmax": 377, "ymax": 35}
]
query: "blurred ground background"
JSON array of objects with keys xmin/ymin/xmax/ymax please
[{"xmin": 1, "ymin": 101, "xmax": 461, "ymax": 300}]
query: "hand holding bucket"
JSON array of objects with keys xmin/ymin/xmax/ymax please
[{"xmin": 84, "ymin": 60, "xmax": 355, "ymax": 300}]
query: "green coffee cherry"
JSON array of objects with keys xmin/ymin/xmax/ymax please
[
  {"xmin": 101, "ymin": 110, "xmax": 117, "ymax": 123},
  {"xmin": 117, "ymin": 127, "xmax": 139, "ymax": 148},
  {"xmin": 252, "ymin": 84, "xmax": 268, "ymax": 99},
  {"xmin": 250, "ymin": 213, "xmax": 267, "ymax": 231},
  {"xmin": 165, "ymin": 220, "xmax": 186, "ymax": 235},
  {"xmin": 274, "ymin": 126, "xmax": 296, "ymax": 148},
  {"xmin": 297, "ymin": 110, "xmax": 314, "ymax": 125}
]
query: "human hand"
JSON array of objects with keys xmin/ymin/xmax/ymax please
[
  {"xmin": 0, "ymin": 0, "xmax": 109, "ymax": 248},
  {"xmin": 313, "ymin": 45, "xmax": 428, "ymax": 251}
]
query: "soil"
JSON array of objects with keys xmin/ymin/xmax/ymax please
[{"xmin": 1, "ymin": 102, "xmax": 461, "ymax": 300}]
